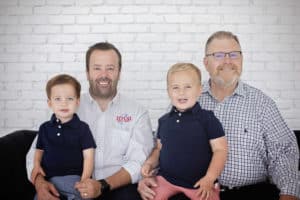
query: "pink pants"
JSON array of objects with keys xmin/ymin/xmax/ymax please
[{"xmin": 152, "ymin": 176, "xmax": 220, "ymax": 200}]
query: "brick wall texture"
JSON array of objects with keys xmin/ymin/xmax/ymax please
[{"xmin": 0, "ymin": 0, "xmax": 299, "ymax": 136}]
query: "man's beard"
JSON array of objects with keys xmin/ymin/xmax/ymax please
[
  {"xmin": 211, "ymin": 64, "xmax": 241, "ymax": 88},
  {"xmin": 89, "ymin": 77, "xmax": 118, "ymax": 99}
]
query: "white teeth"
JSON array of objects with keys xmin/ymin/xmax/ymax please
[{"xmin": 99, "ymin": 82, "xmax": 109, "ymax": 85}]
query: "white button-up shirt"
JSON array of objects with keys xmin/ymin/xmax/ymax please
[{"xmin": 77, "ymin": 92, "xmax": 154, "ymax": 183}]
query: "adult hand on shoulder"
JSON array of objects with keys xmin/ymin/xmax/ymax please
[
  {"xmin": 35, "ymin": 174, "xmax": 60, "ymax": 200},
  {"xmin": 279, "ymin": 195, "xmax": 299, "ymax": 200},
  {"xmin": 137, "ymin": 177, "xmax": 158, "ymax": 200},
  {"xmin": 75, "ymin": 178, "xmax": 101, "ymax": 199}
]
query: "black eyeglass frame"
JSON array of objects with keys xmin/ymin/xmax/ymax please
[{"xmin": 205, "ymin": 51, "xmax": 242, "ymax": 59}]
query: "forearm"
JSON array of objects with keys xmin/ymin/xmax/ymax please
[
  {"xmin": 144, "ymin": 148, "xmax": 160, "ymax": 168},
  {"xmin": 105, "ymin": 167, "xmax": 131, "ymax": 190},
  {"xmin": 206, "ymin": 149, "xmax": 227, "ymax": 181},
  {"xmin": 81, "ymin": 148, "xmax": 95, "ymax": 180},
  {"xmin": 34, "ymin": 149, "xmax": 44, "ymax": 166},
  {"xmin": 145, "ymin": 139, "xmax": 161, "ymax": 167}
]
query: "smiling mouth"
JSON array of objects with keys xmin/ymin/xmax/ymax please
[
  {"xmin": 178, "ymin": 98, "xmax": 188, "ymax": 103},
  {"xmin": 96, "ymin": 78, "xmax": 111, "ymax": 87},
  {"xmin": 99, "ymin": 81, "xmax": 109, "ymax": 86}
]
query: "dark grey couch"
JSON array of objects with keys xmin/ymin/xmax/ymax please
[{"xmin": 0, "ymin": 130, "xmax": 299, "ymax": 200}]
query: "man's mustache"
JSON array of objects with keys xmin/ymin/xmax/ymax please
[{"xmin": 96, "ymin": 77, "xmax": 112, "ymax": 83}]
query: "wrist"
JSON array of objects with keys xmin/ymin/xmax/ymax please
[
  {"xmin": 143, "ymin": 162, "xmax": 154, "ymax": 169},
  {"xmin": 34, "ymin": 174, "xmax": 45, "ymax": 189},
  {"xmin": 98, "ymin": 179, "xmax": 111, "ymax": 195}
]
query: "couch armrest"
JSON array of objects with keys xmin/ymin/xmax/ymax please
[{"xmin": 0, "ymin": 130, "xmax": 37, "ymax": 199}]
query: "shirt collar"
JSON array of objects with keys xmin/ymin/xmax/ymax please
[
  {"xmin": 202, "ymin": 79, "xmax": 246, "ymax": 97},
  {"xmin": 169, "ymin": 102, "xmax": 201, "ymax": 116},
  {"xmin": 49, "ymin": 113, "xmax": 80, "ymax": 128},
  {"xmin": 87, "ymin": 91, "xmax": 120, "ymax": 107}
]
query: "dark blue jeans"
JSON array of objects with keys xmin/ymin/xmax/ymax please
[{"xmin": 96, "ymin": 183, "xmax": 142, "ymax": 200}]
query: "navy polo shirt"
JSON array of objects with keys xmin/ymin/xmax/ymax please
[
  {"xmin": 36, "ymin": 113, "xmax": 96, "ymax": 178},
  {"xmin": 157, "ymin": 102, "xmax": 225, "ymax": 188}
]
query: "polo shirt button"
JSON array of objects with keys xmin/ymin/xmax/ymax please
[
  {"xmin": 178, "ymin": 113, "xmax": 182, "ymax": 116},
  {"xmin": 176, "ymin": 119, "xmax": 180, "ymax": 123},
  {"xmin": 57, "ymin": 133, "xmax": 60, "ymax": 136},
  {"xmin": 58, "ymin": 125, "xmax": 61, "ymax": 128},
  {"xmin": 56, "ymin": 119, "xmax": 59, "ymax": 122}
]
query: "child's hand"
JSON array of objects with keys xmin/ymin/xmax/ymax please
[
  {"xmin": 31, "ymin": 165, "xmax": 46, "ymax": 184},
  {"xmin": 141, "ymin": 163, "xmax": 156, "ymax": 178},
  {"xmin": 194, "ymin": 176, "xmax": 215, "ymax": 200}
]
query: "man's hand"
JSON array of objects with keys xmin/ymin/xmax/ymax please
[
  {"xmin": 279, "ymin": 195, "xmax": 299, "ymax": 200},
  {"xmin": 35, "ymin": 174, "xmax": 59, "ymax": 200},
  {"xmin": 75, "ymin": 178, "xmax": 101, "ymax": 199},
  {"xmin": 137, "ymin": 177, "xmax": 158, "ymax": 200},
  {"xmin": 194, "ymin": 175, "xmax": 214, "ymax": 200}
]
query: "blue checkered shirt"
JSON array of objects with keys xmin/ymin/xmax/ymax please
[{"xmin": 199, "ymin": 80, "xmax": 299, "ymax": 197}]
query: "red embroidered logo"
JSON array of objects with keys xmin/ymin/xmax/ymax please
[{"xmin": 116, "ymin": 114, "xmax": 132, "ymax": 123}]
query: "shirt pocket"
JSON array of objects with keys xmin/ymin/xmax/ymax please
[
  {"xmin": 109, "ymin": 128, "xmax": 131, "ymax": 155},
  {"xmin": 229, "ymin": 122, "xmax": 262, "ymax": 151}
]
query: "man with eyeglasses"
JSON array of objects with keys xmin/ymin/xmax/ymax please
[{"xmin": 138, "ymin": 31, "xmax": 299, "ymax": 200}]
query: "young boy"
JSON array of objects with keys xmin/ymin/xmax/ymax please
[
  {"xmin": 141, "ymin": 63, "xmax": 228, "ymax": 200},
  {"xmin": 31, "ymin": 74, "xmax": 96, "ymax": 200}
]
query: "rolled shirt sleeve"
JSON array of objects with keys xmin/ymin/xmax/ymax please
[
  {"xmin": 122, "ymin": 111, "xmax": 154, "ymax": 183},
  {"xmin": 263, "ymin": 100, "xmax": 300, "ymax": 198}
]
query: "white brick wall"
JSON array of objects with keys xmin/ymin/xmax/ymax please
[{"xmin": 0, "ymin": 0, "xmax": 300, "ymax": 136}]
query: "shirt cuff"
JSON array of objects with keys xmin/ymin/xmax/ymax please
[
  {"xmin": 279, "ymin": 177, "xmax": 300, "ymax": 198},
  {"xmin": 122, "ymin": 163, "xmax": 141, "ymax": 184}
]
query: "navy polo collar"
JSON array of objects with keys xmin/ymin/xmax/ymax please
[
  {"xmin": 169, "ymin": 102, "xmax": 201, "ymax": 116},
  {"xmin": 49, "ymin": 113, "xmax": 81, "ymax": 128}
]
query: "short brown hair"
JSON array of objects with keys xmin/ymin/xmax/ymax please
[
  {"xmin": 46, "ymin": 74, "xmax": 81, "ymax": 99},
  {"xmin": 167, "ymin": 63, "xmax": 202, "ymax": 85},
  {"xmin": 85, "ymin": 42, "xmax": 122, "ymax": 72},
  {"xmin": 205, "ymin": 31, "xmax": 241, "ymax": 54}
]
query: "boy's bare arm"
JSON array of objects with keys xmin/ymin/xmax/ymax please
[
  {"xmin": 34, "ymin": 149, "xmax": 44, "ymax": 166},
  {"xmin": 31, "ymin": 149, "xmax": 45, "ymax": 184},
  {"xmin": 141, "ymin": 139, "xmax": 162, "ymax": 177},
  {"xmin": 146, "ymin": 139, "xmax": 162, "ymax": 166},
  {"xmin": 81, "ymin": 148, "xmax": 95, "ymax": 180},
  {"xmin": 206, "ymin": 136, "xmax": 228, "ymax": 181}
]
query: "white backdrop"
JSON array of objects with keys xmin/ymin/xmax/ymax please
[{"xmin": 0, "ymin": 0, "xmax": 299, "ymax": 136}]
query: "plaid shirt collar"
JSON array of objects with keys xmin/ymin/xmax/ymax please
[{"xmin": 202, "ymin": 79, "xmax": 246, "ymax": 98}]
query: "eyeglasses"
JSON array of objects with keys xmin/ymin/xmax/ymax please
[{"xmin": 206, "ymin": 51, "xmax": 242, "ymax": 60}]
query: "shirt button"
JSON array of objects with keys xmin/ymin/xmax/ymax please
[
  {"xmin": 57, "ymin": 133, "xmax": 60, "ymax": 136},
  {"xmin": 56, "ymin": 119, "xmax": 59, "ymax": 122},
  {"xmin": 58, "ymin": 125, "xmax": 61, "ymax": 129},
  {"xmin": 178, "ymin": 113, "xmax": 182, "ymax": 116},
  {"xmin": 176, "ymin": 119, "xmax": 180, "ymax": 123}
]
